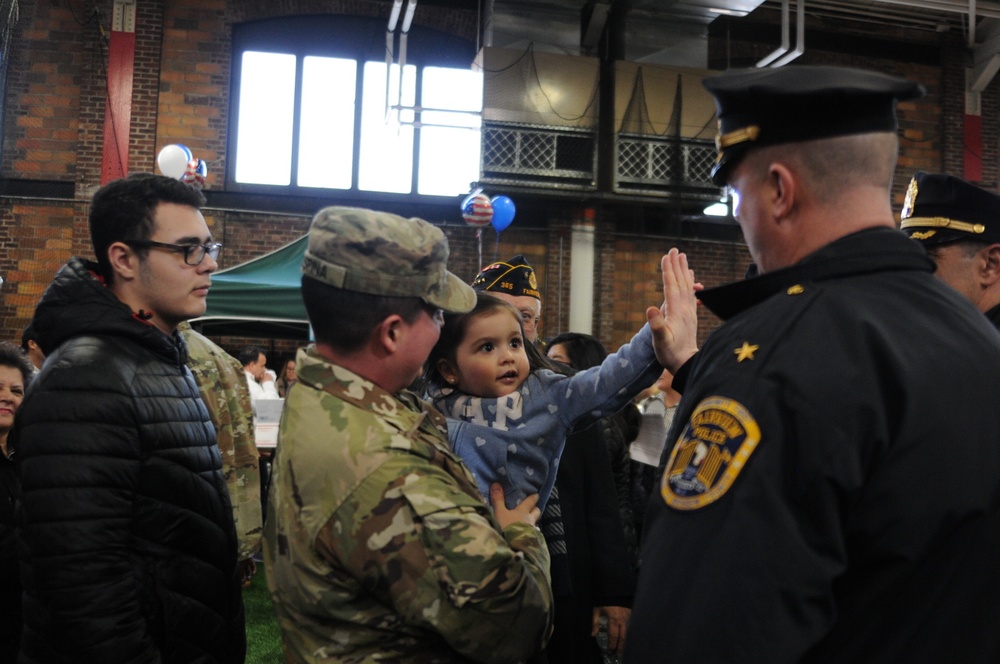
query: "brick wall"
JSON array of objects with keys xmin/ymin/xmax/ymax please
[
  {"xmin": 3, "ymin": 0, "xmax": 87, "ymax": 179},
  {"xmin": 0, "ymin": 0, "xmax": 981, "ymax": 358}
]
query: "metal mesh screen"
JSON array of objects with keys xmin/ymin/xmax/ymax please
[
  {"xmin": 615, "ymin": 135, "xmax": 718, "ymax": 196},
  {"xmin": 481, "ymin": 122, "xmax": 596, "ymax": 189}
]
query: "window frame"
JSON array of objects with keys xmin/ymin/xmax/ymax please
[{"xmin": 227, "ymin": 15, "xmax": 478, "ymax": 202}]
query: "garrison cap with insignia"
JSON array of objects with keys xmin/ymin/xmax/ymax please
[
  {"xmin": 471, "ymin": 254, "xmax": 541, "ymax": 300},
  {"xmin": 303, "ymin": 206, "xmax": 476, "ymax": 314},
  {"xmin": 703, "ymin": 65, "xmax": 925, "ymax": 186},
  {"xmin": 900, "ymin": 171, "xmax": 1000, "ymax": 246}
]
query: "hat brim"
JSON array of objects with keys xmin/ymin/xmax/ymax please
[
  {"xmin": 903, "ymin": 228, "xmax": 976, "ymax": 247},
  {"xmin": 427, "ymin": 271, "xmax": 477, "ymax": 314},
  {"xmin": 711, "ymin": 150, "xmax": 745, "ymax": 186}
]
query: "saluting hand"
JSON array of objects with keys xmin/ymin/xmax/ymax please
[{"xmin": 647, "ymin": 248, "xmax": 700, "ymax": 373}]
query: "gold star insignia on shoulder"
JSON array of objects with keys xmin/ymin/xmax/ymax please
[{"xmin": 734, "ymin": 342, "xmax": 759, "ymax": 362}]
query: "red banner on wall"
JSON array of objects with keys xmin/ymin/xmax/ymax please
[{"xmin": 101, "ymin": 1, "xmax": 136, "ymax": 184}]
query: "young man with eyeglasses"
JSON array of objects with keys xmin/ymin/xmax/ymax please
[{"xmin": 16, "ymin": 173, "xmax": 246, "ymax": 663}]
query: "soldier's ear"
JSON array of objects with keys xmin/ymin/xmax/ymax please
[{"xmin": 375, "ymin": 314, "xmax": 405, "ymax": 354}]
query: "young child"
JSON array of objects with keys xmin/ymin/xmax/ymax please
[{"xmin": 425, "ymin": 292, "xmax": 664, "ymax": 509}]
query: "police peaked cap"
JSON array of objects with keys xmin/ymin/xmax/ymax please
[
  {"xmin": 703, "ymin": 65, "xmax": 925, "ymax": 186},
  {"xmin": 900, "ymin": 171, "xmax": 1000, "ymax": 246}
]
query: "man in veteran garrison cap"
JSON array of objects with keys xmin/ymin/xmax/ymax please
[
  {"xmin": 902, "ymin": 170, "xmax": 1000, "ymax": 330},
  {"xmin": 472, "ymin": 254, "xmax": 543, "ymax": 342},
  {"xmin": 625, "ymin": 66, "xmax": 1000, "ymax": 663},
  {"xmin": 262, "ymin": 206, "xmax": 553, "ymax": 663}
]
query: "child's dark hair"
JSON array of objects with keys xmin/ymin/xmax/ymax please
[{"xmin": 424, "ymin": 291, "xmax": 562, "ymax": 388}]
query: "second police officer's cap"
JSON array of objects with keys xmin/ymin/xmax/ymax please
[
  {"xmin": 471, "ymin": 254, "xmax": 541, "ymax": 299},
  {"xmin": 900, "ymin": 171, "xmax": 1000, "ymax": 246},
  {"xmin": 703, "ymin": 65, "xmax": 925, "ymax": 186},
  {"xmin": 302, "ymin": 206, "xmax": 476, "ymax": 313}
]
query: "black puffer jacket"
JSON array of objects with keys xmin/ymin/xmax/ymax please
[
  {"xmin": 16, "ymin": 258, "xmax": 246, "ymax": 664},
  {"xmin": 0, "ymin": 436, "xmax": 21, "ymax": 663}
]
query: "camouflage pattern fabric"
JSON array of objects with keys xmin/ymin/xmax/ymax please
[
  {"xmin": 302, "ymin": 206, "xmax": 476, "ymax": 314},
  {"xmin": 263, "ymin": 346, "xmax": 553, "ymax": 663},
  {"xmin": 179, "ymin": 322, "xmax": 262, "ymax": 560}
]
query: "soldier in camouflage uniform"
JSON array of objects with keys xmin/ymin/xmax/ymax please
[
  {"xmin": 179, "ymin": 321, "xmax": 263, "ymax": 583},
  {"xmin": 263, "ymin": 206, "xmax": 554, "ymax": 663}
]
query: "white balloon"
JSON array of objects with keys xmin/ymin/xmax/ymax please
[{"xmin": 157, "ymin": 144, "xmax": 192, "ymax": 179}]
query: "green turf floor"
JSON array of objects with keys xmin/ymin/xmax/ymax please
[{"xmin": 244, "ymin": 564, "xmax": 284, "ymax": 663}]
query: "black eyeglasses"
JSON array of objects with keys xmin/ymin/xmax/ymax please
[{"xmin": 126, "ymin": 240, "xmax": 222, "ymax": 266}]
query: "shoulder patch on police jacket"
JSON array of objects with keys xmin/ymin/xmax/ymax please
[{"xmin": 661, "ymin": 396, "xmax": 760, "ymax": 510}]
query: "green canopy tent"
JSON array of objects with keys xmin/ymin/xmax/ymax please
[{"xmin": 193, "ymin": 235, "xmax": 311, "ymax": 340}]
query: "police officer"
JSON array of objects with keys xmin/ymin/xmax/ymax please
[
  {"xmin": 626, "ymin": 66, "xmax": 1000, "ymax": 662},
  {"xmin": 901, "ymin": 170, "xmax": 1000, "ymax": 329},
  {"xmin": 262, "ymin": 207, "xmax": 553, "ymax": 663}
]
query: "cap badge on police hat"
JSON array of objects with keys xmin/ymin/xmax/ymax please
[
  {"xmin": 302, "ymin": 206, "xmax": 476, "ymax": 313},
  {"xmin": 901, "ymin": 177, "xmax": 918, "ymax": 219},
  {"xmin": 703, "ymin": 65, "xmax": 925, "ymax": 186},
  {"xmin": 471, "ymin": 254, "xmax": 541, "ymax": 300},
  {"xmin": 899, "ymin": 171, "xmax": 1000, "ymax": 247}
]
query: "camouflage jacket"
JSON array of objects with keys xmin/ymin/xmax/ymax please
[
  {"xmin": 179, "ymin": 322, "xmax": 262, "ymax": 560},
  {"xmin": 264, "ymin": 347, "xmax": 553, "ymax": 664}
]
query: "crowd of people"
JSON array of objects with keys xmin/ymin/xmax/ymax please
[{"xmin": 2, "ymin": 62, "xmax": 1000, "ymax": 664}]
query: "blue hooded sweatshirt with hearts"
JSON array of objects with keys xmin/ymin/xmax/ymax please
[{"xmin": 429, "ymin": 323, "xmax": 663, "ymax": 510}]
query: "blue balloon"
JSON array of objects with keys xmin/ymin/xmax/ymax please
[{"xmin": 490, "ymin": 195, "xmax": 516, "ymax": 232}]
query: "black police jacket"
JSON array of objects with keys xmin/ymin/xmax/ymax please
[{"xmin": 626, "ymin": 228, "xmax": 1000, "ymax": 663}]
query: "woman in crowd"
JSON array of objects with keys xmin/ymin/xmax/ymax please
[
  {"xmin": 544, "ymin": 332, "xmax": 640, "ymax": 664},
  {"xmin": 0, "ymin": 341, "xmax": 35, "ymax": 663},
  {"xmin": 275, "ymin": 358, "xmax": 297, "ymax": 398},
  {"xmin": 547, "ymin": 332, "xmax": 641, "ymax": 563}
]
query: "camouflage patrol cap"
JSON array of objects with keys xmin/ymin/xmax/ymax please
[{"xmin": 303, "ymin": 206, "xmax": 476, "ymax": 313}]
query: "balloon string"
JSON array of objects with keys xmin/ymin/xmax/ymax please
[
  {"xmin": 476, "ymin": 228, "xmax": 483, "ymax": 270},
  {"xmin": 493, "ymin": 231, "xmax": 501, "ymax": 262}
]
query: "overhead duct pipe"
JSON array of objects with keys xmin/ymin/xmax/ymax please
[
  {"xmin": 756, "ymin": 0, "xmax": 805, "ymax": 67},
  {"xmin": 386, "ymin": 0, "xmax": 404, "ymax": 122},
  {"xmin": 771, "ymin": 0, "xmax": 805, "ymax": 66},
  {"xmin": 397, "ymin": 0, "xmax": 418, "ymax": 119},
  {"xmin": 756, "ymin": 0, "xmax": 790, "ymax": 67},
  {"xmin": 875, "ymin": 0, "xmax": 1000, "ymax": 18}
]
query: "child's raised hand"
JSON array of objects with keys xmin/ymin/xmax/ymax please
[
  {"xmin": 647, "ymin": 248, "xmax": 699, "ymax": 373},
  {"xmin": 490, "ymin": 483, "xmax": 541, "ymax": 529}
]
